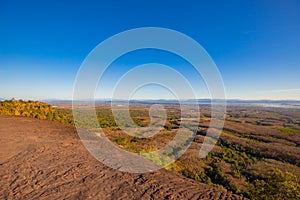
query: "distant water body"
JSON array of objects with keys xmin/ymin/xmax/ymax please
[{"xmin": 255, "ymin": 103, "xmax": 300, "ymax": 109}]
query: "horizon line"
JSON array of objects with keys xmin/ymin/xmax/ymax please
[{"xmin": 2, "ymin": 97, "xmax": 300, "ymax": 102}]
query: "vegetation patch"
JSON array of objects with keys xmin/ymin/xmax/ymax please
[
  {"xmin": 0, "ymin": 99, "xmax": 73, "ymax": 124},
  {"xmin": 277, "ymin": 127, "xmax": 300, "ymax": 135}
]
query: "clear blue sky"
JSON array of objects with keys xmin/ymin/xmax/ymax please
[{"xmin": 0, "ymin": 0, "xmax": 299, "ymax": 100}]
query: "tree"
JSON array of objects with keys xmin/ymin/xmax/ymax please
[{"xmin": 249, "ymin": 168, "xmax": 300, "ymax": 199}]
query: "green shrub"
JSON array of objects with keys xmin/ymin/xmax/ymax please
[
  {"xmin": 277, "ymin": 127, "xmax": 300, "ymax": 135},
  {"xmin": 0, "ymin": 99, "xmax": 73, "ymax": 125},
  {"xmin": 248, "ymin": 168, "xmax": 300, "ymax": 199}
]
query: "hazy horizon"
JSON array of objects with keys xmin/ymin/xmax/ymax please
[{"xmin": 2, "ymin": 97, "xmax": 300, "ymax": 102}]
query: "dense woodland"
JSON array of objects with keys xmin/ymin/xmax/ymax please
[
  {"xmin": 0, "ymin": 99, "xmax": 73, "ymax": 124},
  {"xmin": 1, "ymin": 99, "xmax": 300, "ymax": 199}
]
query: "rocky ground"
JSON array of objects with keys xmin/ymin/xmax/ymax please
[{"xmin": 0, "ymin": 115, "xmax": 245, "ymax": 199}]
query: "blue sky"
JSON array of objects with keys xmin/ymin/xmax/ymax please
[{"xmin": 0, "ymin": 0, "xmax": 299, "ymax": 100}]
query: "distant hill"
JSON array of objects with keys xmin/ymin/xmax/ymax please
[{"xmin": 45, "ymin": 98, "xmax": 300, "ymax": 108}]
